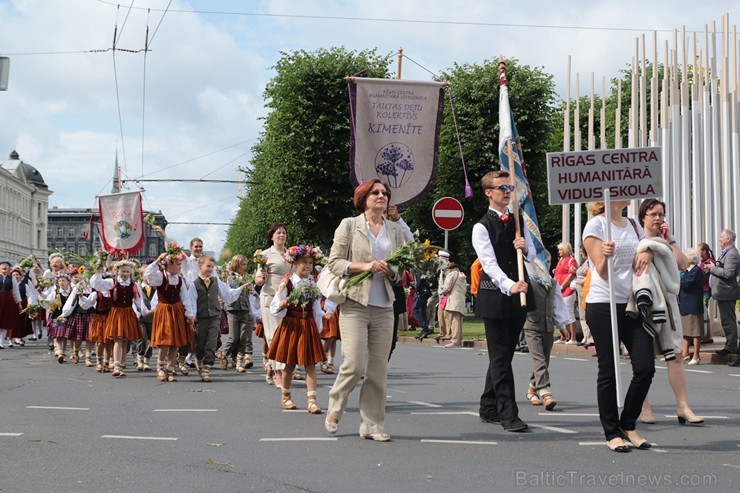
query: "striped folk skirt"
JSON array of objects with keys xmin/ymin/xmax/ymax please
[{"xmin": 60, "ymin": 312, "xmax": 92, "ymax": 341}]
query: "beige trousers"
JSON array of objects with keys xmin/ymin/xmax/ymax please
[
  {"xmin": 328, "ymin": 300, "xmax": 394, "ymax": 435},
  {"xmin": 443, "ymin": 310, "xmax": 463, "ymax": 345}
]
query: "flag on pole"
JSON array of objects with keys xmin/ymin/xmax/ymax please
[
  {"xmin": 498, "ymin": 59, "xmax": 549, "ymax": 269},
  {"xmin": 98, "ymin": 191, "xmax": 145, "ymax": 257}
]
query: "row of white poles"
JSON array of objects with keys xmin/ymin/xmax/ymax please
[{"xmin": 563, "ymin": 14, "xmax": 739, "ymax": 260}]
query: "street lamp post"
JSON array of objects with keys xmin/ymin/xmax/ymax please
[{"xmin": 0, "ymin": 57, "xmax": 9, "ymax": 91}]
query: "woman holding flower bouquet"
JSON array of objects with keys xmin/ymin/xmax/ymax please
[
  {"xmin": 324, "ymin": 179, "xmax": 407, "ymax": 442},
  {"xmin": 254, "ymin": 223, "xmax": 291, "ymax": 388},
  {"xmin": 268, "ymin": 245, "xmax": 327, "ymax": 413}
]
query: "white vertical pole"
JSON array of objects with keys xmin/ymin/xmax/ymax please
[
  {"xmin": 691, "ymin": 32, "xmax": 704, "ymax": 249},
  {"xmin": 711, "ymin": 21, "xmax": 723, "ymax": 248},
  {"xmin": 563, "ymin": 56, "xmax": 572, "ymax": 245},
  {"xmin": 721, "ymin": 15, "xmax": 733, "ymax": 232},
  {"xmin": 604, "ymin": 190, "xmax": 624, "ymax": 409},
  {"xmin": 703, "ymin": 24, "xmax": 714, "ymax": 246},
  {"xmin": 680, "ymin": 27, "xmax": 691, "ymax": 248}
]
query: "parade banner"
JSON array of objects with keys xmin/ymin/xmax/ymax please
[
  {"xmin": 349, "ymin": 78, "xmax": 445, "ymax": 208},
  {"xmin": 98, "ymin": 191, "xmax": 145, "ymax": 256},
  {"xmin": 546, "ymin": 147, "xmax": 663, "ymax": 205}
]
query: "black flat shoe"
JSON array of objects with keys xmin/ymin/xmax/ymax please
[
  {"xmin": 729, "ymin": 358, "xmax": 740, "ymax": 367},
  {"xmin": 501, "ymin": 417, "xmax": 528, "ymax": 432}
]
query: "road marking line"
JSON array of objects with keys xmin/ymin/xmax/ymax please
[
  {"xmin": 153, "ymin": 409, "xmax": 217, "ymax": 412},
  {"xmin": 0, "ymin": 433, "xmax": 23, "ymax": 436},
  {"xmin": 421, "ymin": 439, "xmax": 497, "ymax": 445},
  {"xmin": 664, "ymin": 415, "xmax": 728, "ymax": 419},
  {"xmin": 538, "ymin": 413, "xmax": 599, "ymax": 417},
  {"xmin": 579, "ymin": 442, "xmax": 607, "ymax": 446},
  {"xmin": 101, "ymin": 435, "xmax": 177, "ymax": 441},
  {"xmin": 722, "ymin": 464, "xmax": 740, "ymax": 470},
  {"xmin": 652, "ymin": 449, "xmax": 667, "ymax": 453},
  {"xmin": 728, "ymin": 374, "xmax": 740, "ymax": 377},
  {"xmin": 684, "ymin": 369, "xmax": 712, "ymax": 374},
  {"xmin": 563, "ymin": 357, "xmax": 589, "ymax": 362},
  {"xmin": 655, "ymin": 365, "xmax": 667, "ymax": 369},
  {"xmin": 26, "ymin": 406, "xmax": 89, "ymax": 411},
  {"xmin": 410, "ymin": 411, "xmax": 478, "ymax": 416},
  {"xmin": 260, "ymin": 437, "xmax": 338, "ymax": 442},
  {"xmin": 528, "ymin": 424, "xmax": 578, "ymax": 434},
  {"xmin": 408, "ymin": 401, "xmax": 442, "ymax": 408},
  {"xmin": 386, "ymin": 387, "xmax": 407, "ymax": 394},
  {"xmin": 281, "ymin": 409, "xmax": 304, "ymax": 413}
]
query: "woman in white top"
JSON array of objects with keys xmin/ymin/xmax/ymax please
[
  {"xmin": 583, "ymin": 200, "xmax": 655, "ymax": 452},
  {"xmin": 324, "ymin": 179, "xmax": 406, "ymax": 442}
]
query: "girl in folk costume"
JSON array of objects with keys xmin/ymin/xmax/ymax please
[
  {"xmin": 71, "ymin": 266, "xmax": 96, "ymax": 366},
  {"xmin": 87, "ymin": 276, "xmax": 114, "ymax": 373},
  {"xmin": 45, "ymin": 272, "xmax": 73, "ymax": 363},
  {"xmin": 268, "ymin": 245, "xmax": 328, "ymax": 414},
  {"xmin": 145, "ymin": 246, "xmax": 195, "ymax": 382},
  {"xmin": 91, "ymin": 259, "xmax": 145, "ymax": 378},
  {"xmin": 10, "ymin": 267, "xmax": 34, "ymax": 346},
  {"xmin": 41, "ymin": 254, "xmax": 67, "ymax": 351},
  {"xmin": 0, "ymin": 260, "xmax": 22, "ymax": 349},
  {"xmin": 57, "ymin": 270, "xmax": 95, "ymax": 365},
  {"xmin": 254, "ymin": 224, "xmax": 291, "ymax": 388},
  {"xmin": 187, "ymin": 256, "xmax": 248, "ymax": 382}
]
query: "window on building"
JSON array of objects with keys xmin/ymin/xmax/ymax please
[
  {"xmin": 37, "ymin": 203, "xmax": 42, "ymax": 219},
  {"xmin": 79, "ymin": 244, "xmax": 87, "ymax": 256},
  {"xmin": 149, "ymin": 243, "xmax": 158, "ymax": 259},
  {"xmin": 37, "ymin": 230, "xmax": 41, "ymax": 249},
  {"xmin": 79, "ymin": 226, "xmax": 87, "ymax": 238},
  {"xmin": 67, "ymin": 227, "xmax": 75, "ymax": 238},
  {"xmin": 56, "ymin": 227, "xmax": 63, "ymax": 238}
]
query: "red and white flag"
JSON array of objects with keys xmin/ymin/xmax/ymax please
[{"xmin": 98, "ymin": 191, "xmax": 145, "ymax": 256}]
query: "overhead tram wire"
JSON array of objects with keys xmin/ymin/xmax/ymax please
[
  {"xmin": 111, "ymin": 8, "xmax": 129, "ymax": 178},
  {"xmin": 94, "ymin": 0, "xmax": 709, "ymax": 35}
]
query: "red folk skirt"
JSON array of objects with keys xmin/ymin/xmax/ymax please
[
  {"xmin": 151, "ymin": 301, "xmax": 190, "ymax": 348},
  {"xmin": 0, "ymin": 291, "xmax": 20, "ymax": 333},
  {"xmin": 267, "ymin": 315, "xmax": 326, "ymax": 366},
  {"xmin": 89, "ymin": 313, "xmax": 109, "ymax": 343},
  {"xmin": 104, "ymin": 306, "xmax": 142, "ymax": 341}
]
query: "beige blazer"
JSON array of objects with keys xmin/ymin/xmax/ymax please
[{"xmin": 328, "ymin": 215, "xmax": 406, "ymax": 307}]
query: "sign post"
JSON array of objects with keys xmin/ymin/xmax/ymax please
[
  {"xmin": 432, "ymin": 196, "xmax": 464, "ymax": 251},
  {"xmin": 546, "ymin": 146, "xmax": 662, "ymax": 408}
]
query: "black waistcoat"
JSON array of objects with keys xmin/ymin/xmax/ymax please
[{"xmin": 474, "ymin": 211, "xmax": 534, "ymax": 320}]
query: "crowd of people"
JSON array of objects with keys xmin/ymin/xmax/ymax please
[{"xmin": 1, "ymin": 173, "xmax": 738, "ymax": 449}]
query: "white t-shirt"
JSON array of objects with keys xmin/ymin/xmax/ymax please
[{"xmin": 583, "ymin": 215, "xmax": 645, "ymax": 304}]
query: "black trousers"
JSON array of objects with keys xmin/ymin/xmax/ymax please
[
  {"xmin": 135, "ymin": 321, "xmax": 152, "ymax": 358},
  {"xmin": 586, "ymin": 303, "xmax": 655, "ymax": 441},
  {"xmin": 479, "ymin": 314, "xmax": 525, "ymax": 420}
]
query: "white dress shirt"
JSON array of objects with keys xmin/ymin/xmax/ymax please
[
  {"xmin": 269, "ymin": 273, "xmax": 324, "ymax": 333},
  {"xmin": 472, "ymin": 207, "xmax": 536, "ymax": 296}
]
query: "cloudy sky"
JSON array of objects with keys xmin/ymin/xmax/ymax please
[{"xmin": 0, "ymin": 0, "xmax": 735, "ymax": 254}]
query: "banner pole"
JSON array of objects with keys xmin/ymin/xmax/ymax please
[
  {"xmin": 397, "ymin": 47, "xmax": 403, "ymax": 80},
  {"xmin": 507, "ymin": 140, "xmax": 527, "ymax": 308},
  {"xmin": 604, "ymin": 188, "xmax": 624, "ymax": 409}
]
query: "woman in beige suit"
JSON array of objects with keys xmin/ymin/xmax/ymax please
[
  {"xmin": 254, "ymin": 223, "xmax": 291, "ymax": 388},
  {"xmin": 324, "ymin": 179, "xmax": 406, "ymax": 442},
  {"xmin": 440, "ymin": 262, "xmax": 468, "ymax": 348}
]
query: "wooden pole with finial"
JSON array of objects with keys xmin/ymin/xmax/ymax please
[{"xmin": 397, "ymin": 47, "xmax": 403, "ymax": 80}]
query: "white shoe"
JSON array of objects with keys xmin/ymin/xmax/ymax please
[
  {"xmin": 687, "ymin": 359, "xmax": 700, "ymax": 365},
  {"xmin": 565, "ymin": 340, "xmax": 578, "ymax": 345},
  {"xmin": 554, "ymin": 340, "xmax": 565, "ymax": 345}
]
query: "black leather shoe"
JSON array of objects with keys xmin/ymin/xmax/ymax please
[
  {"xmin": 729, "ymin": 358, "xmax": 740, "ymax": 367},
  {"xmin": 501, "ymin": 417, "xmax": 528, "ymax": 432},
  {"xmin": 715, "ymin": 348, "xmax": 731, "ymax": 356},
  {"xmin": 479, "ymin": 413, "xmax": 501, "ymax": 425},
  {"xmin": 417, "ymin": 331, "xmax": 430, "ymax": 341}
]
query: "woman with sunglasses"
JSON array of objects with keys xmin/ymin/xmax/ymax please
[{"xmin": 324, "ymin": 179, "xmax": 406, "ymax": 442}]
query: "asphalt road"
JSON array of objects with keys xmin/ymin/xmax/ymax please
[{"xmin": 1, "ymin": 338, "xmax": 738, "ymax": 493}]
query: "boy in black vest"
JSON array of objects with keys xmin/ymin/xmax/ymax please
[
  {"xmin": 188, "ymin": 256, "xmax": 249, "ymax": 382},
  {"xmin": 471, "ymin": 170, "xmax": 535, "ymax": 432}
]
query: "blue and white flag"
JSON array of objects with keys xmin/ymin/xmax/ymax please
[{"xmin": 498, "ymin": 60, "xmax": 549, "ymax": 271}]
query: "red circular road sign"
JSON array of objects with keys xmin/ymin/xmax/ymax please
[{"xmin": 432, "ymin": 197, "xmax": 465, "ymax": 231}]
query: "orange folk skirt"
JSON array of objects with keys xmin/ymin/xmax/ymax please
[
  {"xmin": 89, "ymin": 313, "xmax": 109, "ymax": 343},
  {"xmin": 321, "ymin": 308, "xmax": 340, "ymax": 340},
  {"xmin": 151, "ymin": 302, "xmax": 190, "ymax": 348},
  {"xmin": 266, "ymin": 316, "xmax": 326, "ymax": 366},
  {"xmin": 104, "ymin": 306, "xmax": 142, "ymax": 341}
]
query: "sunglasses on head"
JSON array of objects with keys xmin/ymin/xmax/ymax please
[{"xmin": 489, "ymin": 185, "xmax": 516, "ymax": 192}]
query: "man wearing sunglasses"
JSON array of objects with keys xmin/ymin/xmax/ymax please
[{"xmin": 472, "ymin": 170, "xmax": 535, "ymax": 432}]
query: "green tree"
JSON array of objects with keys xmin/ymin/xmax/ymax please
[
  {"xmin": 224, "ymin": 48, "xmax": 390, "ymax": 256},
  {"xmin": 402, "ymin": 59, "xmax": 559, "ymax": 268}
]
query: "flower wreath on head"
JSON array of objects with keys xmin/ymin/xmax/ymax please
[
  {"xmin": 55, "ymin": 271, "xmax": 72, "ymax": 282},
  {"xmin": 114, "ymin": 259, "xmax": 136, "ymax": 270},
  {"xmin": 161, "ymin": 242, "xmax": 187, "ymax": 266},
  {"xmin": 48, "ymin": 253, "xmax": 64, "ymax": 264},
  {"xmin": 283, "ymin": 244, "xmax": 323, "ymax": 264}
]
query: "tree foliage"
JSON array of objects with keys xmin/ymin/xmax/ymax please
[{"xmin": 224, "ymin": 48, "xmax": 390, "ymax": 255}]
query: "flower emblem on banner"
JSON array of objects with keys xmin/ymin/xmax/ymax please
[
  {"xmin": 375, "ymin": 143, "xmax": 414, "ymax": 189},
  {"xmin": 113, "ymin": 220, "xmax": 133, "ymax": 239}
]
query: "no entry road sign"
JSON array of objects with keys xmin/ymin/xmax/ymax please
[{"xmin": 432, "ymin": 197, "xmax": 464, "ymax": 231}]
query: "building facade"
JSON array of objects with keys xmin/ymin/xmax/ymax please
[
  {"xmin": 47, "ymin": 208, "xmax": 168, "ymax": 263},
  {"xmin": 0, "ymin": 150, "xmax": 53, "ymax": 262}
]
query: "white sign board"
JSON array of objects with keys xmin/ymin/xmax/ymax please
[{"xmin": 546, "ymin": 147, "xmax": 662, "ymax": 205}]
